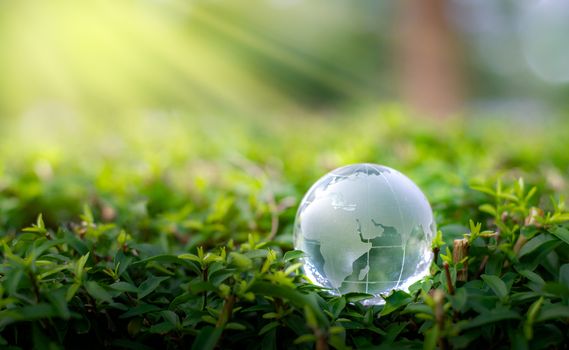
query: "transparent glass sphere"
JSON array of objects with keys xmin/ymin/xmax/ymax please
[{"xmin": 293, "ymin": 163, "xmax": 435, "ymax": 305}]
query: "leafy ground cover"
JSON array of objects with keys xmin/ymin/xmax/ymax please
[{"xmin": 1, "ymin": 109, "xmax": 569, "ymax": 349}]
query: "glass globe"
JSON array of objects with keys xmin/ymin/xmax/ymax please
[{"xmin": 293, "ymin": 163, "xmax": 435, "ymax": 305}]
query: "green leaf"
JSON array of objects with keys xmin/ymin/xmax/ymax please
[
  {"xmin": 518, "ymin": 235, "xmax": 560, "ymax": 258},
  {"xmin": 22, "ymin": 214, "xmax": 47, "ymax": 234},
  {"xmin": 85, "ymin": 281, "xmax": 113, "ymax": 303},
  {"xmin": 228, "ymin": 252, "xmax": 252, "ymax": 269},
  {"xmin": 458, "ymin": 309, "xmax": 521, "ymax": 331},
  {"xmin": 244, "ymin": 249, "xmax": 269, "ymax": 259},
  {"xmin": 516, "ymin": 269, "xmax": 545, "ymax": 286},
  {"xmin": 81, "ymin": 204, "xmax": 95, "ymax": 224},
  {"xmin": 120, "ymin": 303, "xmax": 161, "ymax": 319},
  {"xmin": 63, "ymin": 229, "xmax": 89, "ymax": 255},
  {"xmin": 549, "ymin": 213, "xmax": 569, "ymax": 224},
  {"xmin": 249, "ymin": 281, "xmax": 328, "ymax": 327},
  {"xmin": 138, "ymin": 276, "xmax": 169, "ymax": 299},
  {"xmin": 380, "ymin": 290, "xmax": 412, "ymax": 316},
  {"xmin": 161, "ymin": 310, "xmax": 180, "ymax": 327},
  {"xmin": 481, "ymin": 274, "xmax": 509, "ymax": 300},
  {"xmin": 46, "ymin": 288, "xmax": 71, "ymax": 319},
  {"xmin": 225, "ymin": 322, "xmax": 247, "ymax": 330},
  {"xmin": 542, "ymin": 282, "xmax": 569, "ymax": 297},
  {"xmin": 66, "ymin": 282, "xmax": 81, "ymax": 301},
  {"xmin": 21, "ymin": 303, "xmax": 60, "ymax": 320},
  {"xmin": 451, "ymin": 287, "xmax": 468, "ymax": 312},
  {"xmin": 178, "ymin": 253, "xmax": 202, "ymax": 263},
  {"xmin": 263, "ymin": 312, "xmax": 279, "ymax": 319},
  {"xmin": 149, "ymin": 321, "xmax": 175, "ymax": 334},
  {"xmin": 5, "ymin": 269, "xmax": 24, "ymax": 295},
  {"xmin": 74, "ymin": 252, "xmax": 90, "ymax": 281},
  {"xmin": 109, "ymin": 281, "xmax": 139, "ymax": 293},
  {"xmin": 402, "ymin": 303, "xmax": 432, "ymax": 315},
  {"xmin": 170, "ymin": 292, "xmax": 193, "ymax": 309},
  {"xmin": 343, "ymin": 292, "xmax": 374, "ymax": 303},
  {"xmin": 261, "ymin": 328, "xmax": 277, "ymax": 350},
  {"xmin": 471, "ymin": 185, "xmax": 496, "ymax": 197},
  {"xmin": 208, "ymin": 269, "xmax": 234, "ymax": 286},
  {"xmin": 328, "ymin": 297, "xmax": 346, "ymax": 319},
  {"xmin": 550, "ymin": 226, "xmax": 569, "ymax": 245},
  {"xmin": 523, "ymin": 296, "xmax": 543, "ymax": 340},
  {"xmin": 0, "ymin": 304, "xmax": 59, "ymax": 327},
  {"xmin": 294, "ymin": 334, "xmax": 316, "ymax": 344},
  {"xmin": 191, "ymin": 326, "xmax": 223, "ymax": 350},
  {"xmin": 131, "ymin": 255, "xmax": 200, "ymax": 274},
  {"xmin": 535, "ymin": 303, "xmax": 569, "ymax": 322},
  {"xmin": 304, "ymin": 305, "xmax": 318, "ymax": 328},
  {"xmin": 479, "ymin": 204, "xmax": 497, "ymax": 217},
  {"xmin": 284, "ymin": 262, "xmax": 303, "ymax": 276},
  {"xmin": 560, "ymin": 263, "xmax": 569, "ymax": 288},
  {"xmin": 258, "ymin": 321, "xmax": 279, "ymax": 335},
  {"xmin": 188, "ymin": 281, "xmax": 215, "ymax": 294},
  {"xmin": 127, "ymin": 318, "xmax": 142, "ymax": 336},
  {"xmin": 38, "ymin": 264, "xmax": 69, "ymax": 280},
  {"xmin": 509, "ymin": 329, "xmax": 529, "ymax": 350},
  {"xmin": 423, "ymin": 326, "xmax": 438, "ymax": 350},
  {"xmin": 283, "ymin": 250, "xmax": 306, "ymax": 261}
]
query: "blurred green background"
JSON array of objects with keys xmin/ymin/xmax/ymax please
[
  {"xmin": 1, "ymin": 0, "xmax": 569, "ymax": 202},
  {"xmin": 2, "ymin": 0, "xmax": 569, "ymax": 120}
]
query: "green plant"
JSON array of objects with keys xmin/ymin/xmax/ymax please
[{"xmin": 1, "ymin": 109, "xmax": 569, "ymax": 349}]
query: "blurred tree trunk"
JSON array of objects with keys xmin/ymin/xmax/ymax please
[{"xmin": 396, "ymin": 0, "xmax": 464, "ymax": 118}]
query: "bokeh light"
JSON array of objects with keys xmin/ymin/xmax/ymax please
[{"xmin": 522, "ymin": 0, "xmax": 569, "ymax": 83}]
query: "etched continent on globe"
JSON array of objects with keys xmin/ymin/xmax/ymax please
[{"xmin": 293, "ymin": 164, "xmax": 435, "ymax": 304}]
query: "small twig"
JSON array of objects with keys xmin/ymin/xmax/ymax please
[
  {"xmin": 443, "ymin": 262, "xmax": 455, "ymax": 295},
  {"xmin": 28, "ymin": 271, "xmax": 41, "ymax": 302},
  {"xmin": 216, "ymin": 295, "xmax": 236, "ymax": 328},
  {"xmin": 433, "ymin": 289, "xmax": 448, "ymax": 350},
  {"xmin": 267, "ymin": 196, "xmax": 296, "ymax": 241},
  {"xmin": 476, "ymin": 255, "xmax": 489, "ymax": 279},
  {"xmin": 267, "ymin": 190, "xmax": 279, "ymax": 241},
  {"xmin": 315, "ymin": 329, "xmax": 328, "ymax": 350},
  {"xmin": 433, "ymin": 247, "xmax": 440, "ymax": 265},
  {"xmin": 513, "ymin": 234, "xmax": 528, "ymax": 255},
  {"xmin": 230, "ymin": 155, "xmax": 287, "ymax": 242},
  {"xmin": 202, "ymin": 266, "xmax": 209, "ymax": 310},
  {"xmin": 504, "ymin": 234, "xmax": 528, "ymax": 268}
]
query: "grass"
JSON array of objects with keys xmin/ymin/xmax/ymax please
[{"xmin": 0, "ymin": 108, "xmax": 568, "ymax": 349}]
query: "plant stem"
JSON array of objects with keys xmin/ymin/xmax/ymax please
[
  {"xmin": 315, "ymin": 328, "xmax": 329, "ymax": 350},
  {"xmin": 216, "ymin": 295, "xmax": 235, "ymax": 328},
  {"xmin": 202, "ymin": 266, "xmax": 208, "ymax": 310},
  {"xmin": 433, "ymin": 289, "xmax": 448, "ymax": 350},
  {"xmin": 443, "ymin": 262, "xmax": 454, "ymax": 295},
  {"xmin": 28, "ymin": 271, "xmax": 41, "ymax": 302},
  {"xmin": 476, "ymin": 255, "xmax": 489, "ymax": 279},
  {"xmin": 513, "ymin": 234, "xmax": 528, "ymax": 255},
  {"xmin": 504, "ymin": 234, "xmax": 528, "ymax": 268},
  {"xmin": 433, "ymin": 247, "xmax": 440, "ymax": 265}
]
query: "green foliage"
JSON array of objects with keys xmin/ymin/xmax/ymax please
[{"xmin": 1, "ymin": 111, "xmax": 569, "ymax": 349}]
